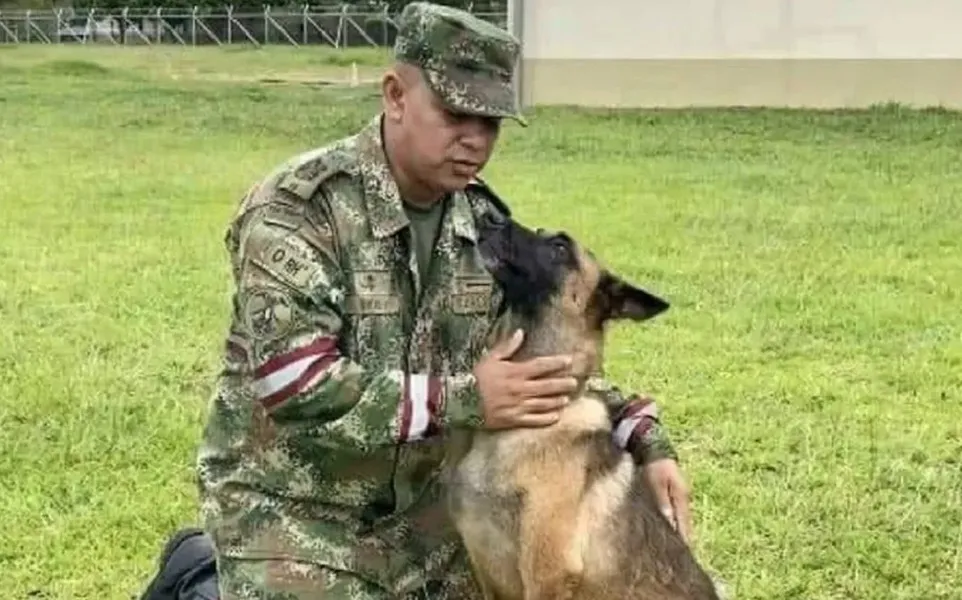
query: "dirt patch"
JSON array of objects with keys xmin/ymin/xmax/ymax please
[{"xmin": 165, "ymin": 67, "xmax": 382, "ymax": 88}]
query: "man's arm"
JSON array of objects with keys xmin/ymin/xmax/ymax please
[
  {"xmin": 229, "ymin": 201, "xmax": 484, "ymax": 454},
  {"xmin": 585, "ymin": 375, "xmax": 679, "ymax": 464}
]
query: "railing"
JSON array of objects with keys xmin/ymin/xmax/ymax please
[{"xmin": 0, "ymin": 5, "xmax": 508, "ymax": 47}]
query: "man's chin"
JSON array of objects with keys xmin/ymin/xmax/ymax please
[{"xmin": 442, "ymin": 173, "xmax": 475, "ymax": 191}]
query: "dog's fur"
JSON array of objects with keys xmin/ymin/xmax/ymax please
[{"xmin": 443, "ymin": 214, "xmax": 720, "ymax": 600}]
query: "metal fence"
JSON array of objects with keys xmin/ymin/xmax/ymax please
[{"xmin": 0, "ymin": 5, "xmax": 508, "ymax": 46}]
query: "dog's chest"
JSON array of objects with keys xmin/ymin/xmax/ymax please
[
  {"xmin": 447, "ymin": 430, "xmax": 528, "ymax": 530},
  {"xmin": 446, "ymin": 398, "xmax": 612, "ymax": 531},
  {"xmin": 445, "ymin": 431, "xmax": 535, "ymax": 589}
]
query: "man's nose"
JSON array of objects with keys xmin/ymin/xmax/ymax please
[{"xmin": 459, "ymin": 117, "xmax": 499, "ymax": 148}]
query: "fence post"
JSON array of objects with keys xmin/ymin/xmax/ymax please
[
  {"xmin": 382, "ymin": 5, "xmax": 388, "ymax": 46},
  {"xmin": 87, "ymin": 8, "xmax": 96, "ymax": 44},
  {"xmin": 0, "ymin": 10, "xmax": 19, "ymax": 44}
]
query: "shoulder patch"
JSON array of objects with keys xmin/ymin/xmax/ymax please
[
  {"xmin": 467, "ymin": 176, "xmax": 512, "ymax": 217},
  {"xmin": 260, "ymin": 201, "xmax": 308, "ymax": 231},
  {"xmin": 241, "ymin": 286, "xmax": 297, "ymax": 341},
  {"xmin": 242, "ymin": 218, "xmax": 334, "ymax": 295},
  {"xmin": 277, "ymin": 148, "xmax": 353, "ymax": 201},
  {"xmin": 255, "ymin": 233, "xmax": 331, "ymax": 292}
]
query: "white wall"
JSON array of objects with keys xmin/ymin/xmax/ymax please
[{"xmin": 518, "ymin": 0, "xmax": 962, "ymax": 60}]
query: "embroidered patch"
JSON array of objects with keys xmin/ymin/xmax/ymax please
[
  {"xmin": 255, "ymin": 235, "xmax": 324, "ymax": 291},
  {"xmin": 450, "ymin": 294, "xmax": 490, "ymax": 314},
  {"xmin": 452, "ymin": 274, "xmax": 493, "ymax": 295},
  {"xmin": 344, "ymin": 270, "xmax": 400, "ymax": 315},
  {"xmin": 242, "ymin": 287, "xmax": 295, "ymax": 340},
  {"xmin": 450, "ymin": 274, "xmax": 493, "ymax": 314},
  {"xmin": 344, "ymin": 294, "xmax": 402, "ymax": 315},
  {"xmin": 352, "ymin": 270, "xmax": 394, "ymax": 295},
  {"xmin": 276, "ymin": 150, "xmax": 345, "ymax": 201},
  {"xmin": 261, "ymin": 203, "xmax": 306, "ymax": 231}
]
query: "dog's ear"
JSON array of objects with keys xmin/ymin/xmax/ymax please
[{"xmin": 598, "ymin": 271, "xmax": 670, "ymax": 322}]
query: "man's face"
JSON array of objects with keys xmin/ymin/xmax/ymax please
[{"xmin": 384, "ymin": 66, "xmax": 502, "ymax": 193}]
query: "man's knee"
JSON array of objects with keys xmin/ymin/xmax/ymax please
[{"xmin": 217, "ymin": 556, "xmax": 389, "ymax": 600}]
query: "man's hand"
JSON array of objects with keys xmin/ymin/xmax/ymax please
[
  {"xmin": 473, "ymin": 329, "xmax": 578, "ymax": 429},
  {"xmin": 643, "ymin": 457, "xmax": 693, "ymax": 544}
]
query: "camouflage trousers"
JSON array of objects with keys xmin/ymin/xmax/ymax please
[{"xmin": 217, "ymin": 553, "xmax": 483, "ymax": 600}]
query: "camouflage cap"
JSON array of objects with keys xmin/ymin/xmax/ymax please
[{"xmin": 393, "ymin": 1, "xmax": 526, "ymax": 126}]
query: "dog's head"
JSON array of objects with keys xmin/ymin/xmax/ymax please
[{"xmin": 477, "ymin": 212, "xmax": 669, "ymax": 361}]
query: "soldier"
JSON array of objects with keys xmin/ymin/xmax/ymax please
[{"xmin": 139, "ymin": 2, "xmax": 696, "ymax": 599}]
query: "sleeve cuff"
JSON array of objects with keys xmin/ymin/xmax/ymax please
[
  {"xmin": 441, "ymin": 372, "xmax": 485, "ymax": 429},
  {"xmin": 628, "ymin": 417, "xmax": 680, "ymax": 465},
  {"xmin": 612, "ymin": 395, "xmax": 681, "ymax": 466}
]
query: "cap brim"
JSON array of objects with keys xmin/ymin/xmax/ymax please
[{"xmin": 424, "ymin": 67, "xmax": 528, "ymax": 127}]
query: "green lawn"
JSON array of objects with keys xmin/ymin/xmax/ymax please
[{"xmin": 2, "ymin": 44, "xmax": 961, "ymax": 600}]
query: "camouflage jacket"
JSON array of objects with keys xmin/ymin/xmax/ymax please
[{"xmin": 195, "ymin": 115, "xmax": 678, "ymax": 593}]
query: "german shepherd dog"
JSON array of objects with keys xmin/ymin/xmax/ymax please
[{"xmin": 443, "ymin": 212, "xmax": 721, "ymax": 600}]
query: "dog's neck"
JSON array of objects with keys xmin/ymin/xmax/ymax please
[{"xmin": 492, "ymin": 303, "xmax": 602, "ymax": 394}]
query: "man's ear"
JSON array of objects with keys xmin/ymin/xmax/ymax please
[
  {"xmin": 381, "ymin": 70, "xmax": 405, "ymax": 122},
  {"xmin": 599, "ymin": 271, "xmax": 670, "ymax": 322}
]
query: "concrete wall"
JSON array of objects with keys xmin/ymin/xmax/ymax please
[{"xmin": 512, "ymin": 0, "xmax": 962, "ymax": 109}]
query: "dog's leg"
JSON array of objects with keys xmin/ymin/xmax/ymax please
[{"xmin": 517, "ymin": 461, "xmax": 587, "ymax": 600}]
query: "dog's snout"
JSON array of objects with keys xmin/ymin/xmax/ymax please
[{"xmin": 480, "ymin": 211, "xmax": 506, "ymax": 229}]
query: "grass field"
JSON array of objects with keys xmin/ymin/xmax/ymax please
[{"xmin": 2, "ymin": 43, "xmax": 962, "ymax": 600}]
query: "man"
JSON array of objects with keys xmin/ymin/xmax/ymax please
[{"xmin": 140, "ymin": 3, "xmax": 694, "ymax": 599}]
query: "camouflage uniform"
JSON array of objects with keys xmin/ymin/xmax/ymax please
[{"xmin": 195, "ymin": 2, "xmax": 679, "ymax": 598}]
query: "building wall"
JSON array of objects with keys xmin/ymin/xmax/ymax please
[{"xmin": 513, "ymin": 0, "xmax": 962, "ymax": 109}]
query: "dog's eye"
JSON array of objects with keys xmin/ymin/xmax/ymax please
[{"xmin": 552, "ymin": 240, "xmax": 569, "ymax": 260}]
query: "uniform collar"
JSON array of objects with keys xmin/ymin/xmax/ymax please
[
  {"xmin": 448, "ymin": 184, "xmax": 479, "ymax": 244},
  {"xmin": 355, "ymin": 115, "xmax": 408, "ymax": 239}
]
